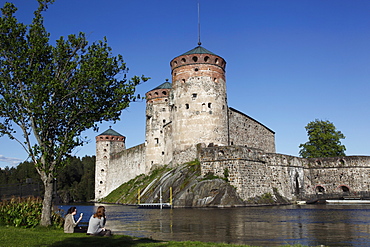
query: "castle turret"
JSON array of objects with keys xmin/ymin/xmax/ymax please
[
  {"xmin": 170, "ymin": 46, "xmax": 228, "ymax": 164},
  {"xmin": 145, "ymin": 80, "xmax": 172, "ymax": 170},
  {"xmin": 95, "ymin": 128, "xmax": 125, "ymax": 200}
]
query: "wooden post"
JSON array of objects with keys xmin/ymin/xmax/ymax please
[
  {"xmin": 138, "ymin": 188, "xmax": 140, "ymax": 205},
  {"xmin": 170, "ymin": 187, "xmax": 173, "ymax": 207}
]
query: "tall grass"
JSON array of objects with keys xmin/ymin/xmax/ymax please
[{"xmin": 0, "ymin": 196, "xmax": 63, "ymax": 228}]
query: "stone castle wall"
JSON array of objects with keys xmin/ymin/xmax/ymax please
[
  {"xmin": 228, "ymin": 108, "xmax": 275, "ymax": 153},
  {"xmin": 199, "ymin": 146, "xmax": 370, "ymax": 201},
  {"xmin": 105, "ymin": 144, "xmax": 146, "ymax": 196}
]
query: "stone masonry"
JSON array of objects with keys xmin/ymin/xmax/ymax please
[{"xmin": 95, "ymin": 45, "xmax": 370, "ymax": 202}]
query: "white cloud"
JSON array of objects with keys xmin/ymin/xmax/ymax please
[{"xmin": 0, "ymin": 155, "xmax": 23, "ymax": 168}]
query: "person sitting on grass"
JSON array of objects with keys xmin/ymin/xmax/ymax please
[
  {"xmin": 87, "ymin": 206, "xmax": 112, "ymax": 236},
  {"xmin": 64, "ymin": 207, "xmax": 83, "ymax": 233}
]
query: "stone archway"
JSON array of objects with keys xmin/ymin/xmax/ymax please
[
  {"xmin": 315, "ymin": 185, "xmax": 325, "ymax": 194},
  {"xmin": 339, "ymin": 185, "xmax": 350, "ymax": 193}
]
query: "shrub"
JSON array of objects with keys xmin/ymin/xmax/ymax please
[{"xmin": 0, "ymin": 196, "xmax": 63, "ymax": 228}]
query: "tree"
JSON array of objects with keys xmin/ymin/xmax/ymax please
[
  {"xmin": 0, "ymin": 1, "xmax": 148, "ymax": 226},
  {"xmin": 299, "ymin": 119, "xmax": 346, "ymax": 158}
]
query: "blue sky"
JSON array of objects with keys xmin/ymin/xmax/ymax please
[{"xmin": 0, "ymin": 0, "xmax": 369, "ymax": 168}]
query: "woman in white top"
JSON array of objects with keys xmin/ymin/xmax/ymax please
[{"xmin": 87, "ymin": 206, "xmax": 112, "ymax": 236}]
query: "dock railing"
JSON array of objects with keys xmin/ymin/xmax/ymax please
[{"xmin": 138, "ymin": 186, "xmax": 173, "ymax": 209}]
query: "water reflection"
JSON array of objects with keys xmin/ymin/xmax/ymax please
[{"xmin": 58, "ymin": 204, "xmax": 370, "ymax": 246}]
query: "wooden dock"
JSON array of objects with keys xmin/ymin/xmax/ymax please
[{"xmin": 138, "ymin": 203, "xmax": 172, "ymax": 209}]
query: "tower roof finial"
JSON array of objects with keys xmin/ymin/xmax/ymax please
[{"xmin": 198, "ymin": 0, "xmax": 201, "ymax": 46}]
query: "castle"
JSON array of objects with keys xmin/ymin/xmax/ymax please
[{"xmin": 95, "ymin": 45, "xmax": 370, "ymax": 202}]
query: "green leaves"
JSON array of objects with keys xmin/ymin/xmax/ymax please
[
  {"xmin": 299, "ymin": 119, "xmax": 346, "ymax": 158},
  {"xmin": 0, "ymin": 0, "xmax": 148, "ymax": 226},
  {"xmin": 0, "ymin": 196, "xmax": 62, "ymax": 228}
]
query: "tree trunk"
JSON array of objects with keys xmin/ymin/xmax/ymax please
[{"xmin": 40, "ymin": 175, "xmax": 54, "ymax": 226}]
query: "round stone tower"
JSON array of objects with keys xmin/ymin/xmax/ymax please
[
  {"xmin": 95, "ymin": 128, "xmax": 126, "ymax": 200},
  {"xmin": 170, "ymin": 45, "xmax": 228, "ymax": 163},
  {"xmin": 145, "ymin": 80, "xmax": 172, "ymax": 170}
]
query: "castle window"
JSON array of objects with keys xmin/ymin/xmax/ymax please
[
  {"xmin": 101, "ymin": 169, "xmax": 104, "ymax": 172},
  {"xmin": 162, "ymin": 151, "xmax": 164, "ymax": 155},
  {"xmin": 185, "ymin": 104, "xmax": 189, "ymax": 109},
  {"xmin": 162, "ymin": 91, "xmax": 167, "ymax": 95},
  {"xmin": 163, "ymin": 119, "xmax": 166, "ymax": 123},
  {"xmin": 192, "ymin": 56, "xmax": 198, "ymax": 62},
  {"xmin": 181, "ymin": 58, "xmax": 186, "ymax": 63},
  {"xmin": 182, "ymin": 79, "xmax": 185, "ymax": 83},
  {"xmin": 155, "ymin": 138, "xmax": 159, "ymax": 144},
  {"xmin": 155, "ymin": 92, "xmax": 158, "ymax": 96},
  {"xmin": 173, "ymin": 61, "xmax": 178, "ymax": 66},
  {"xmin": 194, "ymin": 68, "xmax": 199, "ymax": 72},
  {"xmin": 100, "ymin": 181, "xmax": 103, "ymax": 184},
  {"xmin": 208, "ymin": 103, "xmax": 212, "ymax": 108},
  {"xmin": 192, "ymin": 93, "xmax": 197, "ymax": 99},
  {"xmin": 214, "ymin": 78, "xmax": 218, "ymax": 82},
  {"xmin": 215, "ymin": 58, "xmax": 219, "ymax": 64},
  {"xmin": 339, "ymin": 159, "xmax": 345, "ymax": 166},
  {"xmin": 204, "ymin": 56, "xmax": 209, "ymax": 62},
  {"xmin": 162, "ymin": 108, "xmax": 166, "ymax": 112},
  {"xmin": 103, "ymin": 149, "xmax": 107, "ymax": 152}
]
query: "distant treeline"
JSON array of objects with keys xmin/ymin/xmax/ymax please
[{"xmin": 0, "ymin": 156, "xmax": 95, "ymax": 203}]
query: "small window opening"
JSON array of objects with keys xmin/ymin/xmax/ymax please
[
  {"xmin": 208, "ymin": 103, "xmax": 212, "ymax": 108},
  {"xmin": 181, "ymin": 58, "xmax": 186, "ymax": 63},
  {"xmin": 192, "ymin": 93, "xmax": 197, "ymax": 99},
  {"xmin": 185, "ymin": 104, "xmax": 189, "ymax": 109},
  {"xmin": 340, "ymin": 185, "xmax": 350, "ymax": 193},
  {"xmin": 155, "ymin": 138, "xmax": 159, "ymax": 144},
  {"xmin": 204, "ymin": 56, "xmax": 209, "ymax": 62},
  {"xmin": 194, "ymin": 68, "xmax": 199, "ymax": 72},
  {"xmin": 192, "ymin": 56, "xmax": 198, "ymax": 62},
  {"xmin": 316, "ymin": 186, "xmax": 325, "ymax": 193}
]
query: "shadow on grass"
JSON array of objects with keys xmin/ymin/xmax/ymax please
[{"xmin": 50, "ymin": 234, "xmax": 164, "ymax": 247}]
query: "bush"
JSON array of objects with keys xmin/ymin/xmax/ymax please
[{"xmin": 0, "ymin": 196, "xmax": 63, "ymax": 228}]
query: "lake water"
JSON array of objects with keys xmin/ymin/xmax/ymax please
[{"xmin": 57, "ymin": 203, "xmax": 370, "ymax": 246}]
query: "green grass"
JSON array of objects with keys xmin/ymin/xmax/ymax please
[{"xmin": 0, "ymin": 225, "xmax": 310, "ymax": 247}]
